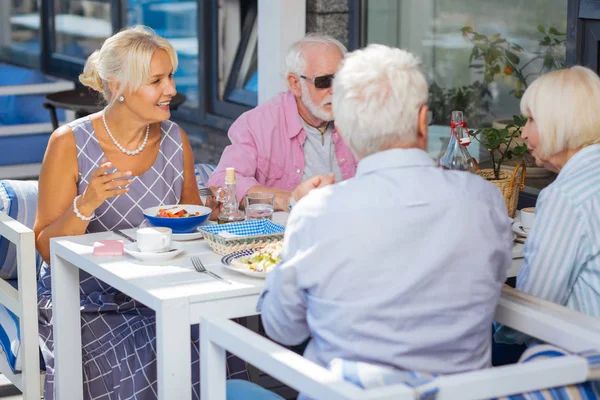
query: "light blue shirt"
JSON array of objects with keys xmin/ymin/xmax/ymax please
[
  {"xmin": 496, "ymin": 144, "xmax": 600, "ymax": 344},
  {"xmin": 257, "ymin": 148, "xmax": 513, "ymax": 375}
]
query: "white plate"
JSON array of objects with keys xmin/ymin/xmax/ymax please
[
  {"xmin": 512, "ymin": 221, "xmax": 529, "ymax": 238},
  {"xmin": 221, "ymin": 249, "xmax": 269, "ymax": 279},
  {"xmin": 124, "ymin": 242, "xmax": 184, "ymax": 262}
]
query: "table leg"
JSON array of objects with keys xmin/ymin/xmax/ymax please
[
  {"xmin": 156, "ymin": 299, "xmax": 191, "ymax": 400},
  {"xmin": 50, "ymin": 252, "xmax": 83, "ymax": 399}
]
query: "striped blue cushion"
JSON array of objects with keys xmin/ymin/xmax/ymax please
[
  {"xmin": 195, "ymin": 163, "xmax": 216, "ymax": 189},
  {"xmin": 328, "ymin": 359, "xmax": 438, "ymax": 400},
  {"xmin": 0, "ymin": 180, "xmax": 42, "ymax": 279},
  {"xmin": 0, "ymin": 280, "xmax": 21, "ymax": 373},
  {"xmin": 495, "ymin": 344, "xmax": 600, "ymax": 400}
]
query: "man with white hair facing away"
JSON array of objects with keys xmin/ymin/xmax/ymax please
[
  {"xmin": 206, "ymin": 34, "xmax": 357, "ymax": 211},
  {"xmin": 244, "ymin": 44, "xmax": 513, "ymax": 397}
]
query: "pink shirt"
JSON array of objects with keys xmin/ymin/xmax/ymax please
[{"xmin": 206, "ymin": 91, "xmax": 358, "ymax": 200}]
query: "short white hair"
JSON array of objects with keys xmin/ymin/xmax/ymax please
[
  {"xmin": 284, "ymin": 33, "xmax": 347, "ymax": 77},
  {"xmin": 332, "ymin": 44, "xmax": 428, "ymax": 158},
  {"xmin": 520, "ymin": 66, "xmax": 600, "ymax": 157}
]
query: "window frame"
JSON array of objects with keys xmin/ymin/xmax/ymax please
[
  {"xmin": 7, "ymin": 0, "xmax": 270, "ymax": 132},
  {"xmin": 41, "ymin": 0, "xmax": 120, "ymax": 81},
  {"xmin": 223, "ymin": 1, "xmax": 258, "ymax": 108}
]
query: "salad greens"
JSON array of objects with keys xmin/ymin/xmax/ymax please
[{"xmin": 241, "ymin": 242, "xmax": 283, "ymax": 273}]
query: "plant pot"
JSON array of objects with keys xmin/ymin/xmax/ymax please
[
  {"xmin": 477, "ymin": 162, "xmax": 526, "ymax": 218},
  {"xmin": 492, "ymin": 119, "xmax": 553, "ymax": 178}
]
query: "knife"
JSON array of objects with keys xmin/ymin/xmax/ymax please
[{"xmin": 114, "ymin": 230, "xmax": 136, "ymax": 243}]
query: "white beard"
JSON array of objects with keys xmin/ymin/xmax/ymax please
[{"xmin": 300, "ymin": 80, "xmax": 334, "ymax": 122}]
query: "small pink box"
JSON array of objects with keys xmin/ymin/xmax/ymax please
[{"xmin": 93, "ymin": 240, "xmax": 124, "ymax": 256}]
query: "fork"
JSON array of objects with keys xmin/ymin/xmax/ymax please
[
  {"xmin": 198, "ymin": 187, "xmax": 214, "ymax": 197},
  {"xmin": 191, "ymin": 256, "xmax": 232, "ymax": 284}
]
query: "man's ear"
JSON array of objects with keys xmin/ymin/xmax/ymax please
[
  {"xmin": 288, "ymin": 74, "xmax": 302, "ymax": 97},
  {"xmin": 416, "ymin": 105, "xmax": 429, "ymax": 151}
]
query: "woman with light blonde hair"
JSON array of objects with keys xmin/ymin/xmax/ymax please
[
  {"xmin": 496, "ymin": 65, "xmax": 600, "ymax": 345},
  {"xmin": 33, "ymin": 26, "xmax": 247, "ymax": 399}
]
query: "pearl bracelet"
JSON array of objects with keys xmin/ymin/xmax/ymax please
[{"xmin": 73, "ymin": 195, "xmax": 94, "ymax": 221}]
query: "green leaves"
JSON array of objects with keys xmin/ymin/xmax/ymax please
[
  {"xmin": 505, "ymin": 50, "xmax": 520, "ymax": 65},
  {"xmin": 469, "ymin": 115, "xmax": 528, "ymax": 179},
  {"xmin": 464, "ymin": 23, "xmax": 566, "ymax": 104}
]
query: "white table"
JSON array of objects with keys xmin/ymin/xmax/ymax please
[
  {"xmin": 50, "ymin": 229, "xmax": 265, "ymax": 400},
  {"xmin": 509, "ymin": 242, "xmax": 524, "ymax": 278},
  {"xmin": 49, "ymin": 215, "xmax": 524, "ymax": 399}
]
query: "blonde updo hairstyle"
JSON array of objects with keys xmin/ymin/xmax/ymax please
[{"xmin": 79, "ymin": 25, "xmax": 178, "ymax": 106}]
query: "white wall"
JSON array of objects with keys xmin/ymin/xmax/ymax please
[{"xmin": 257, "ymin": 0, "xmax": 306, "ymax": 104}]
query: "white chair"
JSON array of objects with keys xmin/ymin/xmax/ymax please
[
  {"xmin": 0, "ymin": 212, "xmax": 42, "ymax": 399},
  {"xmin": 200, "ymin": 285, "xmax": 600, "ymax": 400}
]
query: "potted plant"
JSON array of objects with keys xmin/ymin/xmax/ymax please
[
  {"xmin": 469, "ymin": 115, "xmax": 529, "ymax": 217},
  {"xmin": 461, "ymin": 24, "xmax": 566, "ymax": 177},
  {"xmin": 428, "ymin": 81, "xmax": 491, "ymax": 127}
]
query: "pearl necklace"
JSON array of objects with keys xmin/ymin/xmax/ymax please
[{"xmin": 102, "ymin": 111, "xmax": 149, "ymax": 156}]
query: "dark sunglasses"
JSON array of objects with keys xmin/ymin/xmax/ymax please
[{"xmin": 299, "ymin": 74, "xmax": 335, "ymax": 89}]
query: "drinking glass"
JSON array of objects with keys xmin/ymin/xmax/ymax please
[{"xmin": 244, "ymin": 192, "xmax": 275, "ymax": 221}]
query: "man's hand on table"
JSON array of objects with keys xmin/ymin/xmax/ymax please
[
  {"xmin": 207, "ymin": 186, "xmax": 221, "ymax": 220},
  {"xmin": 290, "ymin": 173, "xmax": 335, "ymax": 205}
]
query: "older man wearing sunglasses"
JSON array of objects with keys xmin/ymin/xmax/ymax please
[{"xmin": 207, "ymin": 34, "xmax": 358, "ymax": 211}]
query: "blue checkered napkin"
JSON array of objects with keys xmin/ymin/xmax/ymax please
[{"xmin": 200, "ymin": 220, "xmax": 285, "ymax": 237}]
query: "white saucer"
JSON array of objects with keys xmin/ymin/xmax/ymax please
[
  {"xmin": 172, "ymin": 230, "xmax": 204, "ymax": 241},
  {"xmin": 511, "ymin": 222, "xmax": 529, "ymax": 238},
  {"xmin": 124, "ymin": 242, "xmax": 184, "ymax": 262},
  {"xmin": 172, "ymin": 220, "xmax": 217, "ymax": 241}
]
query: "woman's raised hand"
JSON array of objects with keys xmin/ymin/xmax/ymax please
[{"xmin": 77, "ymin": 159, "xmax": 133, "ymax": 216}]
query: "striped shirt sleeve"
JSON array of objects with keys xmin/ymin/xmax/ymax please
[
  {"xmin": 495, "ymin": 186, "xmax": 586, "ymax": 345},
  {"xmin": 516, "ymin": 186, "xmax": 586, "ymax": 306}
]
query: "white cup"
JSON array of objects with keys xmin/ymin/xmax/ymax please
[
  {"xmin": 520, "ymin": 207, "xmax": 536, "ymax": 232},
  {"xmin": 136, "ymin": 227, "xmax": 172, "ymax": 253}
]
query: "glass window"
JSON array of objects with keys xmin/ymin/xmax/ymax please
[
  {"xmin": 223, "ymin": 0, "xmax": 257, "ymax": 106},
  {"xmin": 365, "ymin": 0, "xmax": 567, "ymax": 188},
  {"xmin": 53, "ymin": 0, "xmax": 112, "ymax": 60},
  {"xmin": 0, "ymin": 0, "xmax": 42, "ymax": 68},
  {"xmin": 366, "ymin": 0, "xmax": 567, "ymax": 126},
  {"xmin": 128, "ymin": 0, "xmax": 199, "ymax": 108}
]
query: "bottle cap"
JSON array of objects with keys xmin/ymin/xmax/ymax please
[{"xmin": 225, "ymin": 168, "xmax": 236, "ymax": 185}]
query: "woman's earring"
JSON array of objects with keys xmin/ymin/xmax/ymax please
[{"xmin": 118, "ymin": 95, "xmax": 125, "ymax": 102}]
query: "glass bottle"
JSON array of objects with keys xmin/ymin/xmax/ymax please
[
  {"xmin": 438, "ymin": 110, "xmax": 477, "ymax": 173},
  {"xmin": 215, "ymin": 168, "xmax": 246, "ymax": 224}
]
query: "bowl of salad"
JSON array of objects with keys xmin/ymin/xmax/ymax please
[{"xmin": 143, "ymin": 204, "xmax": 211, "ymax": 233}]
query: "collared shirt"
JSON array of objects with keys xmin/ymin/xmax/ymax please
[
  {"xmin": 496, "ymin": 144, "xmax": 600, "ymax": 344},
  {"xmin": 206, "ymin": 91, "xmax": 357, "ymax": 200},
  {"xmin": 300, "ymin": 119, "xmax": 343, "ymax": 183},
  {"xmin": 257, "ymin": 148, "xmax": 513, "ymax": 375}
]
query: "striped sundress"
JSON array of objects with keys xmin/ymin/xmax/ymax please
[{"xmin": 37, "ymin": 117, "xmax": 249, "ymax": 400}]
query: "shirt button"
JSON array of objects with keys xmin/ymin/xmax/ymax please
[
  {"xmin": 334, "ymin": 133, "xmax": 338, "ymax": 138},
  {"xmin": 340, "ymin": 158, "xmax": 345, "ymax": 163},
  {"xmin": 296, "ymin": 168, "xmax": 301, "ymax": 173}
]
